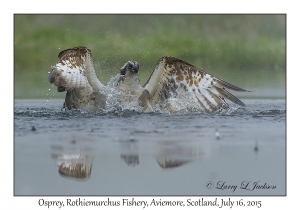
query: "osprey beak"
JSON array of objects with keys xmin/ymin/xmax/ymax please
[{"xmin": 131, "ymin": 66, "xmax": 139, "ymax": 73}]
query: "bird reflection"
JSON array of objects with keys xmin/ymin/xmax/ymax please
[
  {"xmin": 52, "ymin": 154, "xmax": 94, "ymax": 179},
  {"xmin": 118, "ymin": 139, "xmax": 209, "ymax": 169},
  {"xmin": 156, "ymin": 157, "xmax": 190, "ymax": 169},
  {"xmin": 120, "ymin": 154, "xmax": 139, "ymax": 167},
  {"xmin": 154, "ymin": 142, "xmax": 206, "ymax": 169},
  {"xmin": 119, "ymin": 139, "xmax": 140, "ymax": 167},
  {"xmin": 51, "ymin": 144, "xmax": 94, "ymax": 180},
  {"xmin": 50, "ymin": 137, "xmax": 212, "ymax": 181}
]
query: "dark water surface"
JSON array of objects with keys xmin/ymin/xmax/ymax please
[{"xmin": 14, "ymin": 99, "xmax": 286, "ymax": 196}]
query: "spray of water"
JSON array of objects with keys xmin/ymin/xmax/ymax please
[{"xmin": 45, "ymin": 73, "xmax": 245, "ymax": 115}]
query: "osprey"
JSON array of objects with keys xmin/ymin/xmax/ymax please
[{"xmin": 49, "ymin": 46, "xmax": 250, "ymax": 113}]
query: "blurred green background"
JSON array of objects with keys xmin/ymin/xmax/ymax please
[{"xmin": 14, "ymin": 14, "xmax": 285, "ymax": 99}]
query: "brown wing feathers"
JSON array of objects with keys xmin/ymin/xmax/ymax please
[
  {"xmin": 50, "ymin": 46, "xmax": 248, "ymax": 112},
  {"xmin": 49, "ymin": 46, "xmax": 95, "ymax": 110},
  {"xmin": 214, "ymin": 86, "xmax": 245, "ymax": 106},
  {"xmin": 145, "ymin": 56, "xmax": 248, "ymax": 112},
  {"xmin": 215, "ymin": 78, "xmax": 250, "ymax": 92}
]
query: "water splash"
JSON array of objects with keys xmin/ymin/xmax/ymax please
[
  {"xmin": 43, "ymin": 72, "xmax": 285, "ymax": 118},
  {"xmin": 45, "ymin": 99, "xmax": 49, "ymax": 107}
]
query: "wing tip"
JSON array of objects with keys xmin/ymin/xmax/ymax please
[
  {"xmin": 237, "ymin": 100, "xmax": 246, "ymax": 107},
  {"xmin": 216, "ymin": 78, "xmax": 253, "ymax": 92}
]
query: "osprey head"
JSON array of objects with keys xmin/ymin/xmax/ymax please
[{"xmin": 120, "ymin": 61, "xmax": 140, "ymax": 76}]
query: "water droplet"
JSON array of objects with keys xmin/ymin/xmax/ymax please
[{"xmin": 215, "ymin": 128, "xmax": 221, "ymax": 140}]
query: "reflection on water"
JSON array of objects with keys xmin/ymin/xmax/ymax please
[
  {"xmin": 119, "ymin": 141, "xmax": 140, "ymax": 167},
  {"xmin": 54, "ymin": 154, "xmax": 93, "ymax": 179},
  {"xmin": 50, "ymin": 138, "xmax": 213, "ymax": 180},
  {"xmin": 52, "ymin": 148, "xmax": 94, "ymax": 180},
  {"xmin": 155, "ymin": 146, "xmax": 196, "ymax": 169},
  {"xmin": 14, "ymin": 99, "xmax": 286, "ymax": 195}
]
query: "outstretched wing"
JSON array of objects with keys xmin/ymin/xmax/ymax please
[
  {"xmin": 144, "ymin": 56, "xmax": 250, "ymax": 112},
  {"xmin": 49, "ymin": 46, "xmax": 104, "ymax": 109}
]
